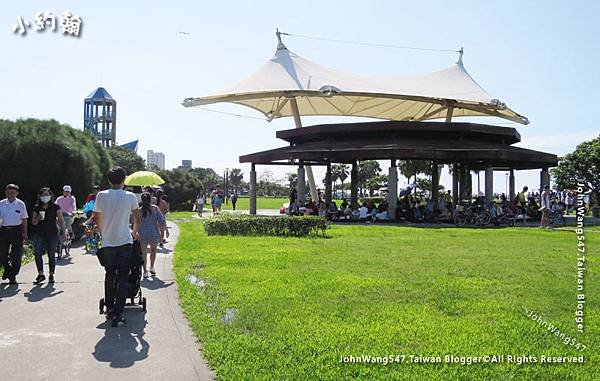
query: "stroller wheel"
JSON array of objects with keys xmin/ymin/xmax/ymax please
[
  {"xmin": 142, "ymin": 297, "xmax": 147, "ymax": 312},
  {"xmin": 99, "ymin": 298, "xmax": 105, "ymax": 314}
]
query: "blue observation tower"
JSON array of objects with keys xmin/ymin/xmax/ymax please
[{"xmin": 84, "ymin": 87, "xmax": 116, "ymax": 147}]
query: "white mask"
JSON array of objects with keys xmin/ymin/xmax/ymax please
[{"xmin": 40, "ymin": 195, "xmax": 51, "ymax": 203}]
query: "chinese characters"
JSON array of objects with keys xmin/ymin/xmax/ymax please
[{"xmin": 13, "ymin": 11, "xmax": 82, "ymax": 37}]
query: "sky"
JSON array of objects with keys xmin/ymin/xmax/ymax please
[{"xmin": 1, "ymin": 1, "xmax": 598, "ymax": 194}]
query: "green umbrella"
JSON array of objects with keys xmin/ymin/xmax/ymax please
[{"xmin": 124, "ymin": 171, "xmax": 165, "ymax": 186}]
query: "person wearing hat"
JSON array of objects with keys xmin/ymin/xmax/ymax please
[
  {"xmin": 55, "ymin": 185, "xmax": 77, "ymax": 239},
  {"xmin": 0, "ymin": 184, "xmax": 29, "ymax": 284}
]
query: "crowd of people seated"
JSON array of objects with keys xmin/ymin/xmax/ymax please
[{"xmin": 286, "ymin": 185, "xmax": 579, "ymax": 225}]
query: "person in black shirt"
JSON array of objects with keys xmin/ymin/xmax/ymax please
[{"xmin": 31, "ymin": 187, "xmax": 67, "ymax": 284}]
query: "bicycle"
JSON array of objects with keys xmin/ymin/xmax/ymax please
[
  {"xmin": 57, "ymin": 213, "xmax": 74, "ymax": 259},
  {"xmin": 453, "ymin": 202, "xmax": 491, "ymax": 226}
]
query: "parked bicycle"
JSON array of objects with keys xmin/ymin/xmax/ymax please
[{"xmin": 453, "ymin": 201, "xmax": 491, "ymax": 226}]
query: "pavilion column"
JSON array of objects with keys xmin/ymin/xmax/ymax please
[
  {"xmin": 452, "ymin": 163, "xmax": 459, "ymax": 206},
  {"xmin": 509, "ymin": 169, "xmax": 515, "ymax": 202},
  {"xmin": 387, "ymin": 160, "xmax": 398, "ymax": 221},
  {"xmin": 431, "ymin": 161, "xmax": 440, "ymax": 207},
  {"xmin": 249, "ymin": 164, "xmax": 257, "ymax": 215},
  {"xmin": 297, "ymin": 164, "xmax": 306, "ymax": 205},
  {"xmin": 464, "ymin": 167, "xmax": 472, "ymax": 200},
  {"xmin": 540, "ymin": 167, "xmax": 550, "ymax": 190},
  {"xmin": 458, "ymin": 165, "xmax": 467, "ymax": 202},
  {"xmin": 484, "ymin": 167, "xmax": 494, "ymax": 204},
  {"xmin": 350, "ymin": 160, "xmax": 359, "ymax": 209},
  {"xmin": 325, "ymin": 162, "xmax": 333, "ymax": 206}
]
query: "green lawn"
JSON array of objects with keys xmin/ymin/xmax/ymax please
[
  {"xmin": 219, "ymin": 197, "xmax": 288, "ymax": 211},
  {"xmin": 172, "ymin": 221, "xmax": 599, "ymax": 380}
]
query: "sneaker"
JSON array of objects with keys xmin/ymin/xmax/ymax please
[
  {"xmin": 48, "ymin": 275, "xmax": 55, "ymax": 283},
  {"xmin": 111, "ymin": 315, "xmax": 126, "ymax": 327},
  {"xmin": 34, "ymin": 274, "xmax": 46, "ymax": 284},
  {"xmin": 150, "ymin": 267, "xmax": 156, "ymax": 276},
  {"xmin": 143, "ymin": 272, "xmax": 149, "ymax": 279}
]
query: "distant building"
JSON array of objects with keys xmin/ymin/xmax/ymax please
[
  {"xmin": 178, "ymin": 160, "xmax": 192, "ymax": 170},
  {"xmin": 147, "ymin": 150, "xmax": 165, "ymax": 170},
  {"xmin": 119, "ymin": 140, "xmax": 139, "ymax": 153}
]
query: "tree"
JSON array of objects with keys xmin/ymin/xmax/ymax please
[
  {"xmin": 107, "ymin": 146, "xmax": 146, "ymax": 176},
  {"xmin": 0, "ymin": 118, "xmax": 112, "ymax": 207},
  {"xmin": 552, "ymin": 136, "xmax": 600, "ymax": 204},
  {"xmin": 416, "ymin": 178, "xmax": 445, "ymax": 196},
  {"xmin": 331, "ymin": 164, "xmax": 349, "ymax": 198},
  {"xmin": 397, "ymin": 160, "xmax": 433, "ymax": 183},
  {"xmin": 366, "ymin": 174, "xmax": 389, "ymax": 196},
  {"xmin": 229, "ymin": 168, "xmax": 244, "ymax": 195},
  {"xmin": 287, "ymin": 172, "xmax": 297, "ymax": 190},
  {"xmin": 157, "ymin": 169, "xmax": 202, "ymax": 211},
  {"xmin": 357, "ymin": 160, "xmax": 381, "ymax": 196}
]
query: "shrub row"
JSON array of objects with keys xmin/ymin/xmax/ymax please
[{"xmin": 203, "ymin": 215, "xmax": 328, "ymax": 237}]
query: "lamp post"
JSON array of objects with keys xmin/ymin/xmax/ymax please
[{"xmin": 505, "ymin": 172, "xmax": 509, "ymax": 196}]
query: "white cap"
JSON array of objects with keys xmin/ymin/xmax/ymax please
[{"xmin": 63, "ymin": 185, "xmax": 72, "ymax": 192}]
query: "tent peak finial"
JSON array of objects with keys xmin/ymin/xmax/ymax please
[
  {"xmin": 456, "ymin": 47, "xmax": 464, "ymax": 64},
  {"xmin": 276, "ymin": 28, "xmax": 287, "ymax": 51}
]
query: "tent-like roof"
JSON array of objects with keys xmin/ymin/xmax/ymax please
[
  {"xmin": 183, "ymin": 34, "xmax": 529, "ymax": 124},
  {"xmin": 86, "ymin": 87, "xmax": 114, "ymax": 101}
]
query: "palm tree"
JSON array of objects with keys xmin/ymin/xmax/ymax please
[
  {"xmin": 228, "ymin": 168, "xmax": 244, "ymax": 196},
  {"xmin": 331, "ymin": 164, "xmax": 349, "ymax": 199}
]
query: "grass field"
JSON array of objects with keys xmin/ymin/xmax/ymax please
[
  {"xmin": 218, "ymin": 197, "xmax": 288, "ymax": 211},
  {"xmin": 172, "ymin": 220, "xmax": 598, "ymax": 380}
]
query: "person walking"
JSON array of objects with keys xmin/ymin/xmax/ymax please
[
  {"xmin": 94, "ymin": 167, "xmax": 141, "ymax": 327},
  {"xmin": 0, "ymin": 184, "xmax": 29, "ymax": 285},
  {"xmin": 138, "ymin": 192, "xmax": 166, "ymax": 279},
  {"xmin": 213, "ymin": 192, "xmax": 223, "ymax": 215},
  {"xmin": 195, "ymin": 192, "xmax": 205, "ymax": 217},
  {"xmin": 231, "ymin": 193, "xmax": 238, "ymax": 211},
  {"xmin": 31, "ymin": 187, "xmax": 67, "ymax": 284},
  {"xmin": 155, "ymin": 189, "xmax": 170, "ymax": 248}
]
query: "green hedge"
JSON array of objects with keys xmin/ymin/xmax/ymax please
[{"xmin": 203, "ymin": 215, "xmax": 328, "ymax": 237}]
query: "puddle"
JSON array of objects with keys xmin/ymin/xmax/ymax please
[
  {"xmin": 186, "ymin": 274, "xmax": 206, "ymax": 287},
  {"xmin": 222, "ymin": 308, "xmax": 237, "ymax": 325}
]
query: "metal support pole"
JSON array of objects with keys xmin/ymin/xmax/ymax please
[
  {"xmin": 249, "ymin": 164, "xmax": 257, "ymax": 215},
  {"xmin": 445, "ymin": 106, "xmax": 454, "ymax": 122},
  {"xmin": 350, "ymin": 161, "xmax": 359, "ymax": 209},
  {"xmin": 387, "ymin": 160, "xmax": 398, "ymax": 221},
  {"xmin": 290, "ymin": 98, "xmax": 318, "ymax": 202}
]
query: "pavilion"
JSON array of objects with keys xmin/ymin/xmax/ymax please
[
  {"xmin": 182, "ymin": 31, "xmax": 558, "ymax": 218},
  {"xmin": 240, "ymin": 120, "xmax": 557, "ymax": 217}
]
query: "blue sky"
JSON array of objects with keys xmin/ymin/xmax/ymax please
[{"xmin": 1, "ymin": 1, "xmax": 598, "ymax": 193}]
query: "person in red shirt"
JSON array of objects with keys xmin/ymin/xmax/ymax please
[{"xmin": 86, "ymin": 185, "xmax": 100, "ymax": 203}]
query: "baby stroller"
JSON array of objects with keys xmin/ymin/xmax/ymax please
[{"xmin": 98, "ymin": 240, "xmax": 147, "ymax": 314}]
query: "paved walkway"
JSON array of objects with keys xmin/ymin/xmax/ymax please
[{"xmin": 0, "ymin": 222, "xmax": 214, "ymax": 381}]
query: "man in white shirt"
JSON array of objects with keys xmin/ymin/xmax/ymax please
[
  {"xmin": 94, "ymin": 167, "xmax": 141, "ymax": 327},
  {"xmin": 359, "ymin": 202, "xmax": 369, "ymax": 222},
  {"xmin": 0, "ymin": 184, "xmax": 29, "ymax": 284}
]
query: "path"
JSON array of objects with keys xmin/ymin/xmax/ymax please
[{"xmin": 0, "ymin": 221, "xmax": 214, "ymax": 381}]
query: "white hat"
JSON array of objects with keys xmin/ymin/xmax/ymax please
[{"xmin": 63, "ymin": 185, "xmax": 72, "ymax": 192}]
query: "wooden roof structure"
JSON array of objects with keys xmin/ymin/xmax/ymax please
[{"xmin": 240, "ymin": 121, "xmax": 557, "ymax": 170}]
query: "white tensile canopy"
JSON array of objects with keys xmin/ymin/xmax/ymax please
[
  {"xmin": 182, "ymin": 33, "xmax": 529, "ymax": 125},
  {"xmin": 182, "ymin": 32, "xmax": 529, "ymax": 204}
]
